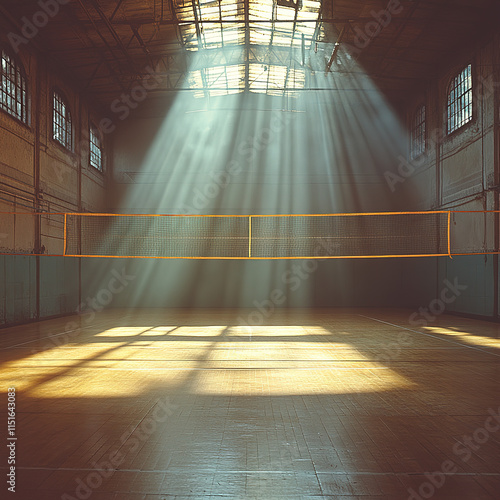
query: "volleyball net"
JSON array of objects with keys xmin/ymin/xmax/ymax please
[
  {"xmin": 0, "ymin": 210, "xmax": 498, "ymax": 259},
  {"xmin": 63, "ymin": 212, "xmax": 451, "ymax": 259}
]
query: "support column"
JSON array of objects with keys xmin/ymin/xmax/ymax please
[{"xmin": 33, "ymin": 58, "xmax": 42, "ymax": 320}]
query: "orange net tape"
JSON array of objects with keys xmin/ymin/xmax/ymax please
[{"xmin": 0, "ymin": 211, "xmax": 498, "ymax": 260}]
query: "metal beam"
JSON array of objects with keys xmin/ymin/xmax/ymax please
[
  {"xmin": 189, "ymin": 0, "xmax": 209, "ymax": 97},
  {"xmin": 82, "ymin": 0, "xmax": 127, "ymax": 88},
  {"xmin": 373, "ymin": 0, "xmax": 421, "ymax": 71},
  {"xmin": 110, "ymin": 0, "xmax": 126, "ymax": 21},
  {"xmin": 169, "ymin": 0, "xmax": 187, "ymax": 55},
  {"xmin": 244, "ymin": 0, "xmax": 249, "ymax": 93},
  {"xmin": 87, "ymin": 0, "xmax": 138, "ymax": 71},
  {"xmin": 265, "ymin": 0, "xmax": 278, "ymax": 93},
  {"xmin": 130, "ymin": 25, "xmax": 155, "ymax": 68},
  {"xmin": 283, "ymin": 0, "xmax": 301, "ymax": 94},
  {"xmin": 74, "ymin": 0, "xmax": 131, "ymax": 89},
  {"xmin": 98, "ymin": 17, "xmax": 414, "ymax": 25},
  {"xmin": 325, "ymin": 24, "xmax": 346, "ymax": 73}
]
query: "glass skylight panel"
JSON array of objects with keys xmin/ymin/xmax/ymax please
[
  {"xmin": 189, "ymin": 64, "xmax": 244, "ymax": 97},
  {"xmin": 178, "ymin": 0, "xmax": 245, "ymax": 50},
  {"xmin": 249, "ymin": 63, "xmax": 269, "ymax": 93},
  {"xmin": 221, "ymin": 24, "xmax": 244, "ymax": 45},
  {"xmin": 175, "ymin": 0, "xmax": 320, "ymax": 95},
  {"xmin": 205, "ymin": 65, "xmax": 227, "ymax": 88},
  {"xmin": 224, "ymin": 64, "xmax": 245, "ymax": 94},
  {"xmin": 249, "ymin": 64, "xmax": 304, "ymax": 96},
  {"xmin": 285, "ymin": 67, "xmax": 305, "ymax": 91},
  {"xmin": 275, "ymin": 5, "xmax": 296, "ymax": 21},
  {"xmin": 302, "ymin": 0, "xmax": 321, "ymax": 13},
  {"xmin": 249, "ymin": 0, "xmax": 274, "ymax": 21},
  {"xmin": 175, "ymin": 0, "xmax": 196, "ymax": 21},
  {"xmin": 219, "ymin": 0, "xmax": 240, "ymax": 18},
  {"xmin": 187, "ymin": 70, "xmax": 204, "ymax": 98},
  {"xmin": 272, "ymin": 29, "xmax": 297, "ymax": 46},
  {"xmin": 180, "ymin": 25, "xmax": 198, "ymax": 51},
  {"xmin": 250, "ymin": 24, "xmax": 272, "ymax": 45},
  {"xmin": 201, "ymin": 29, "xmax": 223, "ymax": 49}
]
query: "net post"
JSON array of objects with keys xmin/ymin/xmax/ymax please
[
  {"xmin": 248, "ymin": 215, "xmax": 252, "ymax": 258},
  {"xmin": 448, "ymin": 211, "xmax": 453, "ymax": 259},
  {"xmin": 63, "ymin": 213, "xmax": 67, "ymax": 256}
]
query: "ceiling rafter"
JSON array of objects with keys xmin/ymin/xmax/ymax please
[
  {"xmin": 74, "ymin": 0, "xmax": 131, "ymax": 81},
  {"xmin": 82, "ymin": 17, "xmax": 414, "ymax": 25},
  {"xmin": 80, "ymin": 0, "xmax": 129, "ymax": 91},
  {"xmin": 86, "ymin": 0, "xmax": 137, "ymax": 70},
  {"xmin": 61, "ymin": 1, "xmax": 129, "ymax": 94},
  {"xmin": 130, "ymin": 25, "xmax": 155, "ymax": 68},
  {"xmin": 110, "ymin": 0, "xmax": 127, "ymax": 21},
  {"xmin": 282, "ymin": 0, "xmax": 301, "ymax": 94},
  {"xmin": 373, "ymin": 0, "xmax": 421, "ymax": 73}
]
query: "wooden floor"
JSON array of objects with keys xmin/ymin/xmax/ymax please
[{"xmin": 1, "ymin": 308, "xmax": 500, "ymax": 499}]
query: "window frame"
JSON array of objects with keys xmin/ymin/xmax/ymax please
[
  {"xmin": 52, "ymin": 88, "xmax": 73, "ymax": 151},
  {"xmin": 410, "ymin": 103, "xmax": 426, "ymax": 160},
  {"xmin": 89, "ymin": 123, "xmax": 104, "ymax": 172},
  {"xmin": 0, "ymin": 47, "xmax": 29, "ymax": 125},
  {"xmin": 446, "ymin": 63, "xmax": 473, "ymax": 136}
]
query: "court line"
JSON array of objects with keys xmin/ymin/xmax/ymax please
[
  {"xmin": 358, "ymin": 315, "xmax": 500, "ymax": 358},
  {"xmin": 0, "ymin": 318, "xmax": 129, "ymax": 350},
  {"xmin": 10, "ymin": 345, "xmax": 466, "ymax": 350},
  {"xmin": 13, "ymin": 466, "xmax": 500, "ymax": 476},
  {"xmin": 0, "ymin": 366, "xmax": 393, "ymax": 371}
]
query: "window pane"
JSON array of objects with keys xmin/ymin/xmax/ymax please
[
  {"xmin": 52, "ymin": 91, "xmax": 72, "ymax": 150},
  {"xmin": 411, "ymin": 105, "xmax": 426, "ymax": 159},
  {"xmin": 90, "ymin": 125, "xmax": 103, "ymax": 171},
  {"xmin": 0, "ymin": 50, "xmax": 28, "ymax": 123},
  {"xmin": 447, "ymin": 64, "xmax": 473, "ymax": 134}
]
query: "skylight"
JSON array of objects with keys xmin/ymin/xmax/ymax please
[{"xmin": 174, "ymin": 0, "xmax": 321, "ymax": 96}]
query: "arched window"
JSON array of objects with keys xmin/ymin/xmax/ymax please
[
  {"xmin": 447, "ymin": 64, "xmax": 472, "ymax": 134},
  {"xmin": 0, "ymin": 48, "xmax": 28, "ymax": 123},
  {"xmin": 53, "ymin": 90, "xmax": 73, "ymax": 150},
  {"xmin": 89, "ymin": 123, "xmax": 103, "ymax": 171},
  {"xmin": 410, "ymin": 104, "xmax": 426, "ymax": 159}
]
